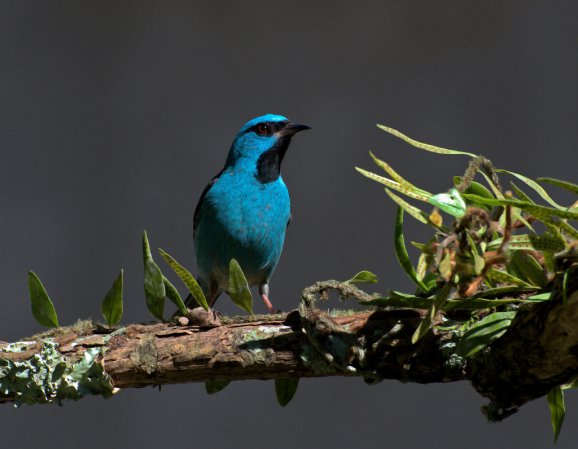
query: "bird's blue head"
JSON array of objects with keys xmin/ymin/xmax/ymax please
[{"xmin": 225, "ymin": 114, "xmax": 310, "ymax": 183}]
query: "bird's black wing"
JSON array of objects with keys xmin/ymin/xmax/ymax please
[{"xmin": 193, "ymin": 168, "xmax": 224, "ymax": 239}]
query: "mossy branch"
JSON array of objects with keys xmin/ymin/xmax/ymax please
[{"xmin": 2, "ymin": 279, "xmax": 577, "ymax": 420}]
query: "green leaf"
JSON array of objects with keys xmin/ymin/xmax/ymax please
[
  {"xmin": 344, "ymin": 270, "xmax": 378, "ymax": 285},
  {"xmin": 101, "ymin": 270, "xmax": 124, "ymax": 326},
  {"xmin": 28, "ymin": 271, "xmax": 59, "ymax": 328},
  {"xmin": 506, "ymin": 251, "xmax": 547, "ymax": 288},
  {"xmin": 369, "ymin": 152, "xmax": 431, "ymax": 197},
  {"xmin": 275, "ymin": 378, "xmax": 299, "ymax": 407},
  {"xmin": 163, "ymin": 276, "xmax": 187, "ymax": 315},
  {"xmin": 416, "ymin": 253, "xmax": 428, "ymax": 282},
  {"xmin": 527, "ymin": 292, "xmax": 552, "ymax": 302},
  {"xmin": 552, "ymin": 218, "xmax": 578, "ymax": 240},
  {"xmin": 496, "ymin": 169, "xmax": 564, "ymax": 209},
  {"xmin": 228, "ymin": 259, "xmax": 253, "ymax": 314},
  {"xmin": 158, "ymin": 249, "xmax": 209, "ymax": 311},
  {"xmin": 562, "ymin": 270, "xmax": 570, "ymax": 304},
  {"xmin": 445, "ymin": 298, "xmax": 523, "ymax": 310},
  {"xmin": 429, "ymin": 188, "xmax": 467, "ymax": 218},
  {"xmin": 486, "ymin": 268, "xmax": 534, "ymax": 288},
  {"xmin": 486, "ymin": 234, "xmax": 566, "ymax": 253},
  {"xmin": 362, "ymin": 292, "xmax": 523, "ymax": 311},
  {"xmin": 355, "ymin": 167, "xmax": 431, "ymax": 201},
  {"xmin": 142, "ymin": 230, "xmax": 153, "ymax": 261},
  {"xmin": 478, "ymin": 171, "xmax": 505, "ymax": 199},
  {"xmin": 385, "ymin": 188, "xmax": 429, "ymax": 224},
  {"xmin": 142, "ymin": 232, "xmax": 166, "ymax": 320},
  {"xmin": 510, "ymin": 182, "xmax": 534, "ymax": 203},
  {"xmin": 461, "ymin": 194, "xmax": 578, "ymax": 220},
  {"xmin": 537, "ymin": 177, "xmax": 578, "ymax": 195},
  {"xmin": 411, "ymin": 283, "xmax": 453, "ymax": 343},
  {"xmin": 547, "ymin": 386, "xmax": 565, "ymax": 444},
  {"xmin": 205, "ymin": 380, "xmax": 230, "ymax": 395},
  {"xmin": 466, "ymin": 234, "xmax": 485, "ymax": 276},
  {"xmin": 376, "ymin": 124, "xmax": 476, "ymax": 157},
  {"xmin": 394, "ymin": 207, "xmax": 428, "ymax": 292},
  {"xmin": 454, "ymin": 177, "xmax": 495, "ymax": 200},
  {"xmin": 144, "ymin": 258, "xmax": 166, "ymax": 320},
  {"xmin": 456, "ymin": 311, "xmax": 516, "ymax": 357},
  {"xmin": 471, "ymin": 285, "xmax": 537, "ymax": 299}
]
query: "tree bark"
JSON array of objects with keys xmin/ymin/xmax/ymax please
[{"xmin": 1, "ymin": 279, "xmax": 577, "ymax": 420}]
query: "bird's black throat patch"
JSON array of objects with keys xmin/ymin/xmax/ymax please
[{"xmin": 256, "ymin": 136, "xmax": 291, "ymax": 183}]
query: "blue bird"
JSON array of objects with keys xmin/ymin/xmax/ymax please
[{"xmin": 193, "ymin": 114, "xmax": 310, "ymax": 313}]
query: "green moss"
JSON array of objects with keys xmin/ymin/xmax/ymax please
[
  {"xmin": 300, "ymin": 346, "xmax": 334, "ymax": 374},
  {"xmin": 0, "ymin": 340, "xmax": 115, "ymax": 406}
]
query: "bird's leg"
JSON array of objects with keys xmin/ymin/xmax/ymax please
[{"xmin": 259, "ymin": 283, "xmax": 277, "ymax": 314}]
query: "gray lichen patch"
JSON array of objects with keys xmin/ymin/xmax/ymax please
[
  {"xmin": 0, "ymin": 340, "xmax": 115, "ymax": 406},
  {"xmin": 130, "ymin": 333, "xmax": 158, "ymax": 375}
]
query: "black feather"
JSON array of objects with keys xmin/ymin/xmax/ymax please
[
  {"xmin": 255, "ymin": 135, "xmax": 291, "ymax": 183},
  {"xmin": 193, "ymin": 168, "xmax": 224, "ymax": 238}
]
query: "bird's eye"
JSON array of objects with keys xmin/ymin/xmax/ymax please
[{"xmin": 255, "ymin": 123, "xmax": 270, "ymax": 136}]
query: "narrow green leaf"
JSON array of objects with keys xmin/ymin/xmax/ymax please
[
  {"xmin": 429, "ymin": 188, "xmax": 467, "ymax": 218},
  {"xmin": 554, "ymin": 219, "xmax": 578, "ymax": 240},
  {"xmin": 411, "ymin": 283, "xmax": 453, "ymax": 343},
  {"xmin": 496, "ymin": 169, "xmax": 564, "ymax": 209},
  {"xmin": 507, "ymin": 251, "xmax": 547, "ymax": 288},
  {"xmin": 455, "ymin": 177, "xmax": 495, "ymax": 200},
  {"xmin": 362, "ymin": 293, "xmax": 523, "ymax": 311},
  {"xmin": 410, "ymin": 241, "xmax": 428, "ymax": 251},
  {"xmin": 456, "ymin": 311, "xmax": 516, "ymax": 357},
  {"xmin": 486, "ymin": 234, "xmax": 566, "ymax": 253},
  {"xmin": 562, "ymin": 270, "xmax": 570, "ymax": 304},
  {"xmin": 510, "ymin": 182, "xmax": 534, "ymax": 203},
  {"xmin": 526, "ymin": 292, "xmax": 552, "ymax": 302},
  {"xmin": 28, "ymin": 271, "xmax": 59, "ymax": 328},
  {"xmin": 144, "ymin": 259, "xmax": 166, "ymax": 320},
  {"xmin": 142, "ymin": 232, "xmax": 166, "ymax": 319},
  {"xmin": 445, "ymin": 298, "xmax": 524, "ymax": 310},
  {"xmin": 369, "ymin": 152, "xmax": 431, "ymax": 197},
  {"xmin": 159, "ymin": 249, "xmax": 209, "ymax": 311},
  {"xmin": 478, "ymin": 171, "xmax": 505, "ymax": 199},
  {"xmin": 416, "ymin": 253, "xmax": 428, "ymax": 282},
  {"xmin": 344, "ymin": 270, "xmax": 378, "ymax": 285},
  {"xmin": 228, "ymin": 259, "xmax": 253, "ymax": 314},
  {"xmin": 461, "ymin": 194, "xmax": 578, "ymax": 220},
  {"xmin": 361, "ymin": 292, "xmax": 433, "ymax": 309},
  {"xmin": 547, "ymin": 386, "xmax": 565, "ymax": 443},
  {"xmin": 486, "ymin": 268, "xmax": 534, "ymax": 288},
  {"xmin": 471, "ymin": 285, "xmax": 537, "ymax": 299},
  {"xmin": 537, "ymin": 177, "xmax": 578, "ymax": 195},
  {"xmin": 163, "ymin": 276, "xmax": 187, "ymax": 315},
  {"xmin": 275, "ymin": 378, "xmax": 299, "ymax": 407},
  {"xmin": 385, "ymin": 188, "xmax": 429, "ymax": 224},
  {"xmin": 205, "ymin": 380, "xmax": 230, "ymax": 395},
  {"xmin": 355, "ymin": 167, "xmax": 431, "ymax": 201},
  {"xmin": 142, "ymin": 230, "xmax": 153, "ymax": 261},
  {"xmin": 101, "ymin": 270, "xmax": 124, "ymax": 326},
  {"xmin": 376, "ymin": 124, "xmax": 476, "ymax": 157},
  {"xmin": 466, "ymin": 234, "xmax": 485, "ymax": 276},
  {"xmin": 394, "ymin": 207, "xmax": 428, "ymax": 292}
]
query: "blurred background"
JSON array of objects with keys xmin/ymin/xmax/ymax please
[{"xmin": 1, "ymin": 1, "xmax": 577, "ymax": 448}]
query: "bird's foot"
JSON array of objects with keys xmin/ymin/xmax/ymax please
[
  {"xmin": 261, "ymin": 293, "xmax": 281, "ymax": 314},
  {"xmin": 179, "ymin": 307, "xmax": 221, "ymax": 327}
]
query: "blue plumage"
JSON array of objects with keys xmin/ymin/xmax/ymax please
[{"xmin": 193, "ymin": 114, "xmax": 310, "ymax": 313}]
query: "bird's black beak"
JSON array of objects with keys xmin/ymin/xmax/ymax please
[{"xmin": 280, "ymin": 122, "xmax": 311, "ymax": 137}]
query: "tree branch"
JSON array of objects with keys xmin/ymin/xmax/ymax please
[{"xmin": 1, "ymin": 279, "xmax": 577, "ymax": 419}]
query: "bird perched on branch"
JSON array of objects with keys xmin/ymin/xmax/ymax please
[{"xmin": 193, "ymin": 114, "xmax": 310, "ymax": 313}]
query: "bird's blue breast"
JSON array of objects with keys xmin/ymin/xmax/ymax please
[{"xmin": 194, "ymin": 166, "xmax": 290, "ymax": 287}]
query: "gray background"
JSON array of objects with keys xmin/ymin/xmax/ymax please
[{"xmin": 1, "ymin": 1, "xmax": 577, "ymax": 448}]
